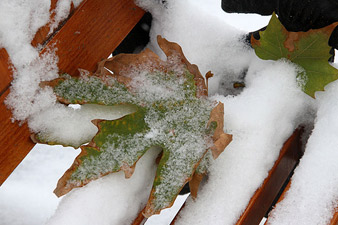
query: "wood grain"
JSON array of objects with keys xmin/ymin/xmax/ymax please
[
  {"xmin": 0, "ymin": 89, "xmax": 35, "ymax": 185},
  {"xmin": 0, "ymin": 0, "xmax": 144, "ymax": 186},
  {"xmin": 330, "ymin": 211, "xmax": 338, "ymax": 225},
  {"xmin": 41, "ymin": 0, "xmax": 145, "ymax": 76},
  {"xmin": 0, "ymin": 48, "xmax": 12, "ymax": 96},
  {"xmin": 236, "ymin": 129, "xmax": 303, "ymax": 225}
]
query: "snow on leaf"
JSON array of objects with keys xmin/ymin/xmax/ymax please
[
  {"xmin": 54, "ymin": 107, "xmax": 150, "ymax": 196},
  {"xmin": 251, "ymin": 13, "xmax": 338, "ymax": 98},
  {"xmin": 36, "ymin": 36, "xmax": 232, "ymax": 217}
]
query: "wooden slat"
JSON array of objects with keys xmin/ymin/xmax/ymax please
[
  {"xmin": 236, "ymin": 129, "xmax": 303, "ymax": 225},
  {"xmin": 0, "ymin": 0, "xmax": 60, "ymax": 96},
  {"xmin": 330, "ymin": 211, "xmax": 338, "ymax": 225},
  {"xmin": 0, "ymin": 49, "xmax": 12, "ymax": 95},
  {"xmin": 0, "ymin": 1, "xmax": 62, "ymax": 185},
  {"xmin": 0, "ymin": 89, "xmax": 35, "ymax": 185},
  {"xmin": 0, "ymin": 0, "xmax": 145, "ymax": 186},
  {"xmin": 263, "ymin": 181, "xmax": 290, "ymax": 225},
  {"xmin": 42, "ymin": 0, "xmax": 145, "ymax": 76}
]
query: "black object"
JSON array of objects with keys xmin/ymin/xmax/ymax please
[
  {"xmin": 222, "ymin": 0, "xmax": 338, "ymax": 53},
  {"xmin": 222, "ymin": 0, "xmax": 338, "ymax": 32},
  {"xmin": 222, "ymin": 0, "xmax": 276, "ymax": 16},
  {"xmin": 180, "ymin": 183, "xmax": 191, "ymax": 195},
  {"xmin": 113, "ymin": 13, "xmax": 152, "ymax": 55}
]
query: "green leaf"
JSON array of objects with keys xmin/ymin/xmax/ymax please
[
  {"xmin": 251, "ymin": 13, "xmax": 338, "ymax": 97},
  {"xmin": 70, "ymin": 107, "xmax": 152, "ymax": 181}
]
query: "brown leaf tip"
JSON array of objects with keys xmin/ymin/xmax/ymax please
[
  {"xmin": 189, "ymin": 173, "xmax": 205, "ymax": 199},
  {"xmin": 211, "ymin": 133, "xmax": 232, "ymax": 159},
  {"xmin": 157, "ymin": 35, "xmax": 208, "ymax": 97},
  {"xmin": 208, "ymin": 102, "xmax": 232, "ymax": 159}
]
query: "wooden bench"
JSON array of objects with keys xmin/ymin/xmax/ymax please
[{"xmin": 0, "ymin": 0, "xmax": 336, "ymax": 224}]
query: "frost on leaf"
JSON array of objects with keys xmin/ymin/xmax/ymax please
[
  {"xmin": 35, "ymin": 36, "xmax": 232, "ymax": 217},
  {"xmin": 251, "ymin": 13, "xmax": 338, "ymax": 98}
]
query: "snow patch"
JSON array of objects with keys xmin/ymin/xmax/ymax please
[
  {"xmin": 175, "ymin": 59, "xmax": 313, "ymax": 225},
  {"xmin": 46, "ymin": 148, "xmax": 159, "ymax": 225},
  {"xmin": 136, "ymin": 0, "xmax": 257, "ymax": 97},
  {"xmin": 267, "ymin": 79, "xmax": 338, "ymax": 225},
  {"xmin": 49, "ymin": 0, "xmax": 83, "ymax": 33},
  {"xmin": 0, "ymin": 145, "xmax": 79, "ymax": 225}
]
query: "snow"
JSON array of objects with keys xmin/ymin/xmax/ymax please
[
  {"xmin": 29, "ymin": 103, "xmax": 137, "ymax": 147},
  {"xmin": 267, "ymin": 71, "xmax": 338, "ymax": 225},
  {"xmin": 146, "ymin": 193, "xmax": 189, "ymax": 225},
  {"xmin": 1, "ymin": 0, "xmax": 338, "ymax": 224},
  {"xmin": 0, "ymin": 144, "xmax": 79, "ymax": 225},
  {"xmin": 1, "ymin": 0, "xmax": 81, "ymax": 122},
  {"xmin": 46, "ymin": 148, "xmax": 159, "ymax": 225},
  {"xmin": 1, "ymin": 0, "xmax": 86, "ymax": 147},
  {"xmin": 49, "ymin": 0, "xmax": 83, "ymax": 33},
  {"xmin": 137, "ymin": 0, "xmax": 254, "ymax": 96},
  {"xmin": 174, "ymin": 59, "xmax": 313, "ymax": 225}
]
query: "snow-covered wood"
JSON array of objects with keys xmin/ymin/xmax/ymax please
[
  {"xmin": 1, "ymin": 1, "xmax": 338, "ymax": 224},
  {"xmin": 236, "ymin": 129, "xmax": 303, "ymax": 225},
  {"xmin": 0, "ymin": 0, "xmax": 144, "ymax": 185}
]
